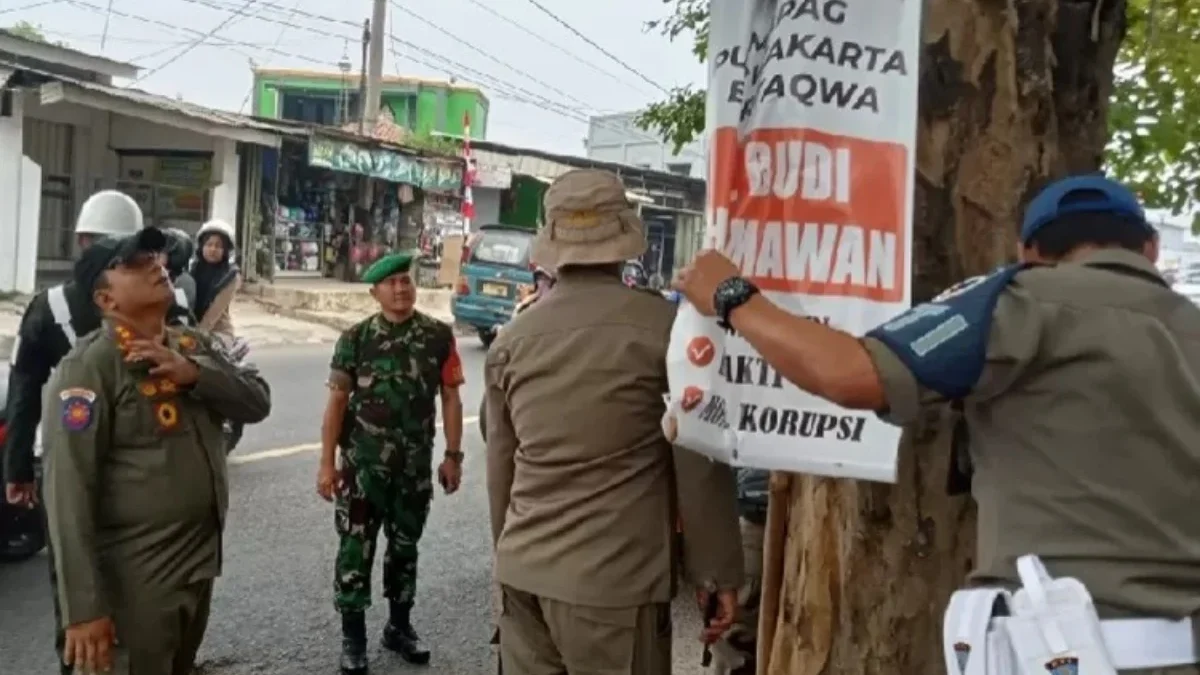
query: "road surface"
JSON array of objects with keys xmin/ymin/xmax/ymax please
[{"xmin": 0, "ymin": 339, "xmax": 708, "ymax": 674}]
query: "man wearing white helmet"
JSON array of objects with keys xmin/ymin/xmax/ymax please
[{"xmin": 2, "ymin": 190, "xmax": 143, "ymax": 675}]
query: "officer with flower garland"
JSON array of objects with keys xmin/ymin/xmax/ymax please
[{"xmin": 41, "ymin": 227, "xmax": 271, "ymax": 675}]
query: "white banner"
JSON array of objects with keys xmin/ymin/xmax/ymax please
[{"xmin": 665, "ymin": 0, "xmax": 923, "ymax": 483}]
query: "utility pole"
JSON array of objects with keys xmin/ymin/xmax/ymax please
[
  {"xmin": 357, "ymin": 19, "xmax": 369, "ymax": 135},
  {"xmin": 363, "ymin": 0, "xmax": 387, "ymax": 131}
]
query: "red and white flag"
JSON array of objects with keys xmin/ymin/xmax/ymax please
[{"xmin": 461, "ymin": 111, "xmax": 476, "ymax": 224}]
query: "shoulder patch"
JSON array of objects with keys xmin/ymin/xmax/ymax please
[
  {"xmin": 867, "ymin": 264, "xmax": 1028, "ymax": 399},
  {"xmin": 59, "ymin": 387, "xmax": 97, "ymax": 432}
]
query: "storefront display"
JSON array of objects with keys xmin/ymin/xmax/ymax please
[
  {"xmin": 115, "ymin": 153, "xmax": 212, "ymax": 234},
  {"xmin": 271, "ymin": 142, "xmax": 358, "ymax": 276}
]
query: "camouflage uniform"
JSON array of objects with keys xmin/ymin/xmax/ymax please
[{"xmin": 331, "ymin": 311, "xmax": 459, "ymax": 612}]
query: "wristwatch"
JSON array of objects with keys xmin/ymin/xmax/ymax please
[
  {"xmin": 444, "ymin": 449, "xmax": 464, "ymax": 463},
  {"xmin": 713, "ymin": 277, "xmax": 760, "ymax": 331}
]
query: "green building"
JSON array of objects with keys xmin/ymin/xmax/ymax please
[{"xmin": 251, "ymin": 67, "xmax": 488, "ymax": 137}]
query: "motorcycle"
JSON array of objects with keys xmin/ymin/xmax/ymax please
[
  {"xmin": 220, "ymin": 336, "xmax": 252, "ymax": 456},
  {"xmin": 0, "ymin": 358, "xmax": 48, "ymax": 562}
]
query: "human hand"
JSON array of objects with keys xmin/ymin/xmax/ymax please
[
  {"xmin": 63, "ymin": 616, "xmax": 117, "ymax": 673},
  {"xmin": 695, "ymin": 586, "xmax": 737, "ymax": 644},
  {"xmin": 5, "ymin": 482, "xmax": 37, "ymax": 507},
  {"xmin": 673, "ymin": 250, "xmax": 742, "ymax": 317},
  {"xmin": 125, "ymin": 339, "xmax": 199, "ymax": 385},
  {"xmin": 316, "ymin": 462, "xmax": 341, "ymax": 502},
  {"xmin": 437, "ymin": 456, "xmax": 462, "ymax": 495}
]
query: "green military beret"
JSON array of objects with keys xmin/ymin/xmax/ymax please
[{"xmin": 361, "ymin": 252, "xmax": 415, "ymax": 285}]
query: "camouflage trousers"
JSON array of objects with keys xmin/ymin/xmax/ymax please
[{"xmin": 333, "ymin": 460, "xmax": 433, "ymax": 613}]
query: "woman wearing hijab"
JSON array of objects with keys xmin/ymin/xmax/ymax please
[
  {"xmin": 192, "ymin": 219, "xmax": 248, "ymax": 454},
  {"xmin": 191, "ymin": 219, "xmax": 242, "ymax": 341}
]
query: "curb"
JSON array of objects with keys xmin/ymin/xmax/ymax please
[{"xmin": 243, "ymin": 296, "xmax": 473, "ymax": 338}]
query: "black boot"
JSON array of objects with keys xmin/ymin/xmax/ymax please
[
  {"xmin": 381, "ymin": 600, "xmax": 431, "ymax": 664},
  {"xmin": 340, "ymin": 611, "xmax": 369, "ymax": 674}
]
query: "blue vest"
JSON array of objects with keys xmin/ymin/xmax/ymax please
[{"xmin": 865, "ymin": 264, "xmax": 1030, "ymax": 400}]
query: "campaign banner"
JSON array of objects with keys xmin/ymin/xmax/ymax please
[{"xmin": 665, "ymin": 0, "xmax": 923, "ymax": 483}]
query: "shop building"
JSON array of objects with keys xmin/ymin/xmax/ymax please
[
  {"xmin": 247, "ymin": 124, "xmax": 465, "ymax": 282},
  {"xmin": 439, "ymin": 135, "xmax": 705, "ymax": 282},
  {"xmin": 251, "ymin": 67, "xmax": 487, "ymax": 139},
  {"xmin": 0, "ymin": 30, "xmax": 297, "ymax": 292}
]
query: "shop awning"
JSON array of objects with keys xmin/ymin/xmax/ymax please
[
  {"xmin": 524, "ymin": 173, "xmax": 655, "ymax": 205},
  {"xmin": 36, "ymin": 78, "xmax": 291, "ymax": 149}
]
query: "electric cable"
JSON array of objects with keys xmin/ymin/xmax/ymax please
[
  {"xmin": 237, "ymin": 0, "xmax": 303, "ymax": 113},
  {"xmin": 129, "ymin": 0, "xmax": 260, "ymax": 84},
  {"xmin": 458, "ymin": 0, "xmax": 650, "ymax": 96},
  {"xmin": 0, "ymin": 0, "xmax": 66, "ymax": 16},
  {"xmin": 520, "ymin": 0, "xmax": 668, "ymax": 93},
  {"xmin": 389, "ymin": 0, "xmax": 606, "ymax": 113}
]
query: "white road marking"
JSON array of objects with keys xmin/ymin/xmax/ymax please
[{"xmin": 230, "ymin": 416, "xmax": 481, "ymax": 465}]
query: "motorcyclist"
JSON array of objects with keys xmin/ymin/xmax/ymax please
[
  {"xmin": 164, "ymin": 227, "xmax": 198, "ymax": 320},
  {"xmin": 3, "ymin": 190, "xmax": 145, "ymax": 505}
]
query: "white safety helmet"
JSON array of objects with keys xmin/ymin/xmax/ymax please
[
  {"xmin": 75, "ymin": 190, "xmax": 144, "ymax": 236},
  {"xmin": 196, "ymin": 219, "xmax": 236, "ymax": 244}
]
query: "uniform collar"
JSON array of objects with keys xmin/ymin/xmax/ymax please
[
  {"xmin": 555, "ymin": 266, "xmax": 623, "ymax": 288},
  {"xmin": 1065, "ymin": 248, "xmax": 1162, "ymax": 280}
]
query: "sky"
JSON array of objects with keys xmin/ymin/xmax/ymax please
[{"xmin": 0, "ymin": 0, "xmax": 705, "ymax": 156}]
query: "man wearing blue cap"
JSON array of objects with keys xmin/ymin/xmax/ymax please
[
  {"xmin": 674, "ymin": 175, "xmax": 1200, "ymax": 675},
  {"xmin": 316, "ymin": 251, "xmax": 465, "ymax": 674}
]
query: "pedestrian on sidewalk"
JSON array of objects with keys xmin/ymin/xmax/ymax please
[
  {"xmin": 315, "ymin": 252, "xmax": 466, "ymax": 674},
  {"xmin": 484, "ymin": 169, "xmax": 744, "ymax": 675},
  {"xmin": 42, "ymin": 227, "xmax": 271, "ymax": 675}
]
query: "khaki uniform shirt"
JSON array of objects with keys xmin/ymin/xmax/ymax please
[
  {"xmin": 485, "ymin": 268, "xmax": 744, "ymax": 609},
  {"xmin": 43, "ymin": 322, "xmax": 272, "ymax": 627},
  {"xmin": 863, "ymin": 249, "xmax": 1200, "ymax": 618}
]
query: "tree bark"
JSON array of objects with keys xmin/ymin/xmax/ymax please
[{"xmin": 761, "ymin": 1, "xmax": 1127, "ymax": 673}]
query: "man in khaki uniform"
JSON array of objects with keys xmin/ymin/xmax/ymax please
[
  {"xmin": 43, "ymin": 227, "xmax": 272, "ymax": 675},
  {"xmin": 485, "ymin": 169, "xmax": 744, "ymax": 675},
  {"xmin": 674, "ymin": 175, "xmax": 1200, "ymax": 674}
]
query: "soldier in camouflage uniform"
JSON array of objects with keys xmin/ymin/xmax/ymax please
[{"xmin": 315, "ymin": 252, "xmax": 465, "ymax": 675}]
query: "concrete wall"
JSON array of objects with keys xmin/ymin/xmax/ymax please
[
  {"xmin": 586, "ymin": 112, "xmax": 707, "ymax": 179},
  {"xmin": 0, "ymin": 89, "xmax": 38, "ymax": 293}
]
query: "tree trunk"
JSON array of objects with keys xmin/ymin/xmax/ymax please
[{"xmin": 761, "ymin": 1, "xmax": 1127, "ymax": 673}]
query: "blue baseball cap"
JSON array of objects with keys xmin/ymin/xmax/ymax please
[{"xmin": 1020, "ymin": 175, "xmax": 1149, "ymax": 244}]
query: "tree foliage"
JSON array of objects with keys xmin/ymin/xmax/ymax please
[{"xmin": 637, "ymin": 0, "xmax": 1200, "ymax": 216}]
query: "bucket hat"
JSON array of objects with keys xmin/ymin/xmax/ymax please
[{"xmin": 531, "ymin": 169, "xmax": 647, "ymax": 269}]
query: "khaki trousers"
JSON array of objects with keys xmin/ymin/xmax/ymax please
[
  {"xmin": 104, "ymin": 579, "xmax": 213, "ymax": 675},
  {"xmin": 499, "ymin": 585, "xmax": 671, "ymax": 675}
]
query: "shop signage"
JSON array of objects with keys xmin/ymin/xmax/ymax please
[{"xmin": 308, "ymin": 138, "xmax": 464, "ymax": 193}]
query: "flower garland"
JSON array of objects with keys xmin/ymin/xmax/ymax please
[{"xmin": 113, "ymin": 324, "xmax": 196, "ymax": 435}]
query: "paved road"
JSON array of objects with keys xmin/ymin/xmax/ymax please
[{"xmin": 0, "ymin": 339, "xmax": 706, "ymax": 674}]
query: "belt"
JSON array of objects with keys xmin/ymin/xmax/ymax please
[{"xmin": 991, "ymin": 616, "xmax": 1198, "ymax": 670}]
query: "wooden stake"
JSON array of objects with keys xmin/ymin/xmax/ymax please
[{"xmin": 757, "ymin": 471, "xmax": 792, "ymax": 675}]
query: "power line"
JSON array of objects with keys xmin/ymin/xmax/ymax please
[
  {"xmin": 63, "ymin": 0, "xmax": 665, "ymax": 143},
  {"xmin": 130, "ymin": 0, "xmax": 260, "ymax": 84},
  {"xmin": 389, "ymin": 0, "xmax": 605, "ymax": 113},
  {"xmin": 0, "ymin": 0, "xmax": 67, "ymax": 16},
  {"xmin": 166, "ymin": 0, "xmax": 620, "ymax": 127},
  {"xmin": 520, "ymin": 0, "xmax": 668, "ymax": 94},
  {"xmin": 237, "ymin": 0, "xmax": 303, "ymax": 113},
  {"xmin": 459, "ymin": 0, "xmax": 650, "ymax": 97}
]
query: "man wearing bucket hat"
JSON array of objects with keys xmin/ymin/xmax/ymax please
[
  {"xmin": 674, "ymin": 174, "xmax": 1200, "ymax": 675},
  {"xmin": 485, "ymin": 169, "xmax": 743, "ymax": 674}
]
